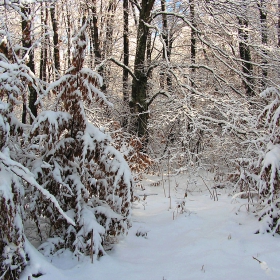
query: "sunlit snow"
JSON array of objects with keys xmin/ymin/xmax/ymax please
[{"xmin": 21, "ymin": 172, "xmax": 280, "ymax": 280}]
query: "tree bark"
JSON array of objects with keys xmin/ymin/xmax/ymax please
[
  {"xmin": 258, "ymin": 0, "xmax": 268, "ymax": 89},
  {"xmin": 123, "ymin": 0, "xmax": 129, "ymax": 104},
  {"xmin": 278, "ymin": 0, "xmax": 280, "ymax": 47},
  {"xmin": 160, "ymin": 0, "xmax": 172, "ymax": 91},
  {"xmin": 130, "ymin": 0, "xmax": 155, "ymax": 138},
  {"xmin": 40, "ymin": 3, "xmax": 48, "ymax": 86},
  {"xmin": 104, "ymin": 0, "xmax": 117, "ymax": 58},
  {"xmin": 190, "ymin": 0, "xmax": 196, "ymax": 92},
  {"xmin": 65, "ymin": 2, "xmax": 71, "ymax": 69},
  {"xmin": 101, "ymin": 0, "xmax": 118, "ymax": 92},
  {"xmin": 21, "ymin": 5, "xmax": 37, "ymax": 124},
  {"xmin": 90, "ymin": 0, "xmax": 106, "ymax": 91},
  {"xmin": 238, "ymin": 15, "xmax": 254, "ymax": 96},
  {"xmin": 90, "ymin": 3, "xmax": 102, "ymax": 65},
  {"xmin": 50, "ymin": 3, "xmax": 60, "ymax": 78}
]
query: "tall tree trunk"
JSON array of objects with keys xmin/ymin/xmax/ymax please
[
  {"xmin": 190, "ymin": 0, "xmax": 196, "ymax": 92},
  {"xmin": 130, "ymin": 0, "xmax": 155, "ymax": 138},
  {"xmin": 160, "ymin": 0, "xmax": 172, "ymax": 91},
  {"xmin": 50, "ymin": 3, "xmax": 60, "ymax": 78},
  {"xmin": 258, "ymin": 0, "xmax": 268, "ymax": 89},
  {"xmin": 123, "ymin": 0, "xmax": 129, "ymax": 104},
  {"xmin": 160, "ymin": 0, "xmax": 167, "ymax": 89},
  {"xmin": 146, "ymin": 29, "xmax": 154, "ymax": 97},
  {"xmin": 90, "ymin": 0, "xmax": 106, "ymax": 90},
  {"xmin": 40, "ymin": 3, "xmax": 48, "ymax": 87},
  {"xmin": 104, "ymin": 0, "xmax": 117, "ymax": 58},
  {"xmin": 21, "ymin": 5, "xmax": 37, "ymax": 124},
  {"xmin": 66, "ymin": 2, "xmax": 71, "ymax": 69},
  {"xmin": 100, "ymin": 0, "xmax": 118, "ymax": 92},
  {"xmin": 238, "ymin": 2, "xmax": 254, "ymax": 96},
  {"xmin": 278, "ymin": 0, "xmax": 280, "ymax": 47},
  {"xmin": 90, "ymin": 6, "xmax": 102, "ymax": 65}
]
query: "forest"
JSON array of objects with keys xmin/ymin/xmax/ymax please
[{"xmin": 0, "ymin": 0, "xmax": 280, "ymax": 279}]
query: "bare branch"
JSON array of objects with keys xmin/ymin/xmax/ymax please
[
  {"xmin": 96, "ymin": 57, "xmax": 138, "ymax": 81},
  {"xmin": 147, "ymin": 90, "xmax": 171, "ymax": 107}
]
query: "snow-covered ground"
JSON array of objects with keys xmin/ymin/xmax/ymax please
[{"xmin": 21, "ymin": 173, "xmax": 280, "ymax": 280}]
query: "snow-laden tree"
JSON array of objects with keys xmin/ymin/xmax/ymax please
[
  {"xmin": 0, "ymin": 103, "xmax": 27, "ymax": 280},
  {"xmin": 0, "ymin": 36, "xmax": 74, "ymax": 280},
  {"xmin": 233, "ymin": 87, "xmax": 280, "ymax": 234},
  {"xmin": 27, "ymin": 22, "xmax": 133, "ymax": 257},
  {"xmin": 257, "ymin": 87, "xmax": 280, "ymax": 234},
  {"xmin": 0, "ymin": 42, "xmax": 36, "ymax": 279}
]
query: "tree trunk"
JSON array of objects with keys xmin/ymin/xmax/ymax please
[
  {"xmin": 90, "ymin": 0, "xmax": 106, "ymax": 91},
  {"xmin": 278, "ymin": 0, "xmax": 280, "ymax": 47},
  {"xmin": 130, "ymin": 0, "xmax": 155, "ymax": 138},
  {"xmin": 238, "ymin": 11, "xmax": 254, "ymax": 96},
  {"xmin": 123, "ymin": 0, "xmax": 129, "ymax": 104},
  {"xmin": 90, "ymin": 6, "xmax": 102, "ymax": 65},
  {"xmin": 104, "ymin": 0, "xmax": 117, "ymax": 58},
  {"xmin": 21, "ymin": 5, "xmax": 37, "ymax": 124},
  {"xmin": 101, "ymin": 0, "xmax": 118, "ymax": 92},
  {"xmin": 190, "ymin": 0, "xmax": 196, "ymax": 92},
  {"xmin": 258, "ymin": 0, "xmax": 268, "ymax": 89},
  {"xmin": 130, "ymin": 1, "xmax": 138, "ymax": 26},
  {"xmin": 160, "ymin": 0, "xmax": 173, "ymax": 90},
  {"xmin": 66, "ymin": 2, "xmax": 71, "ymax": 69},
  {"xmin": 40, "ymin": 3, "xmax": 48, "ymax": 86},
  {"xmin": 50, "ymin": 3, "xmax": 60, "ymax": 78}
]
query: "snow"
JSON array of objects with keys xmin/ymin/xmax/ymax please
[
  {"xmin": 31, "ymin": 111, "xmax": 71, "ymax": 134},
  {"xmin": 0, "ymin": 150, "xmax": 75, "ymax": 227},
  {"xmin": 261, "ymin": 143, "xmax": 280, "ymax": 182},
  {"xmin": 21, "ymin": 172, "xmax": 280, "ymax": 280}
]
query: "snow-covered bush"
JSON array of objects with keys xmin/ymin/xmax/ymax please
[
  {"xmin": 233, "ymin": 87, "xmax": 280, "ymax": 234},
  {"xmin": 0, "ymin": 19, "xmax": 133, "ymax": 279},
  {"xmin": 0, "ymin": 43, "xmax": 74, "ymax": 278},
  {"xmin": 0, "ymin": 103, "xmax": 27, "ymax": 280},
  {"xmin": 257, "ymin": 88, "xmax": 280, "ymax": 234},
  {"xmin": 0, "ymin": 45, "xmax": 32, "ymax": 279},
  {"xmin": 27, "ymin": 22, "xmax": 133, "ymax": 257}
]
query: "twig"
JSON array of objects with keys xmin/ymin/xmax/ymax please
[
  {"xmin": 91, "ymin": 229, "xmax": 94, "ymax": 264},
  {"xmin": 198, "ymin": 175, "xmax": 213, "ymax": 199},
  {"xmin": 168, "ymin": 151, "xmax": 171, "ymax": 209},
  {"xmin": 252, "ymin": 256, "xmax": 262, "ymax": 264},
  {"xmin": 161, "ymin": 166, "xmax": 166, "ymax": 197}
]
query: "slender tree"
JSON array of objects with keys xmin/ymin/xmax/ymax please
[
  {"xmin": 21, "ymin": 4, "xmax": 37, "ymax": 123},
  {"xmin": 258, "ymin": 0, "xmax": 268, "ymax": 89},
  {"xmin": 50, "ymin": 2, "xmax": 60, "ymax": 78},
  {"xmin": 123, "ymin": 0, "xmax": 129, "ymax": 104},
  {"xmin": 160, "ymin": 0, "xmax": 173, "ymax": 91},
  {"xmin": 190, "ymin": 0, "xmax": 196, "ymax": 93},
  {"xmin": 278, "ymin": 0, "xmax": 280, "ymax": 47},
  {"xmin": 238, "ymin": 2, "xmax": 254, "ymax": 96},
  {"xmin": 39, "ymin": 2, "xmax": 48, "ymax": 87}
]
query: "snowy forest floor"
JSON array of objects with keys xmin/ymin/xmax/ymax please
[{"xmin": 21, "ymin": 172, "xmax": 280, "ymax": 280}]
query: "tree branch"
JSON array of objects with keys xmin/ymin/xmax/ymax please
[
  {"xmin": 129, "ymin": 0, "xmax": 140, "ymax": 12},
  {"xmin": 147, "ymin": 90, "xmax": 171, "ymax": 107},
  {"xmin": 97, "ymin": 57, "xmax": 138, "ymax": 81},
  {"xmin": 0, "ymin": 151, "xmax": 76, "ymax": 226}
]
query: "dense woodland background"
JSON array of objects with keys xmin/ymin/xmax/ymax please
[{"xmin": 1, "ymin": 0, "xmax": 280, "ymax": 279}]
